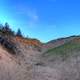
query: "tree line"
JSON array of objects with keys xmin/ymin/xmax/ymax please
[{"xmin": 0, "ymin": 22, "xmax": 23, "ymax": 37}]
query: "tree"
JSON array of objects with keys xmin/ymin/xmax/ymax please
[
  {"xmin": 2, "ymin": 22, "xmax": 10, "ymax": 32},
  {"xmin": 0, "ymin": 24, "xmax": 3, "ymax": 31},
  {"xmin": 16, "ymin": 28, "xmax": 22, "ymax": 37},
  {"xmin": 0, "ymin": 24, "xmax": 4, "ymax": 35},
  {"xmin": 2, "ymin": 22, "xmax": 14, "ymax": 36}
]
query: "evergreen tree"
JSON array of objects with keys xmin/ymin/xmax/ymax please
[
  {"xmin": 0, "ymin": 24, "xmax": 3, "ymax": 30},
  {"xmin": 4, "ymin": 22, "xmax": 11, "ymax": 31},
  {"xmin": 0, "ymin": 24, "xmax": 3, "ymax": 35},
  {"xmin": 16, "ymin": 28, "xmax": 22, "ymax": 37},
  {"xmin": 2, "ymin": 22, "xmax": 14, "ymax": 36}
]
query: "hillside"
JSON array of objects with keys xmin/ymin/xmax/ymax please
[
  {"xmin": 0, "ymin": 35, "xmax": 42, "ymax": 80},
  {"xmin": 0, "ymin": 44, "xmax": 33, "ymax": 80},
  {"xmin": 35, "ymin": 36, "xmax": 80, "ymax": 80},
  {"xmin": 42, "ymin": 35, "xmax": 80, "ymax": 51},
  {"xmin": 43, "ymin": 36, "xmax": 80, "ymax": 57},
  {"xmin": 0, "ymin": 23, "xmax": 43, "ymax": 80},
  {"xmin": 1, "ymin": 23, "xmax": 80, "ymax": 80},
  {"xmin": 1, "ymin": 34, "xmax": 80, "ymax": 80}
]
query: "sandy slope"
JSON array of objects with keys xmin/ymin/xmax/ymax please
[
  {"xmin": 0, "ymin": 44, "xmax": 61, "ymax": 80},
  {"xmin": 0, "ymin": 46, "xmax": 33, "ymax": 80},
  {"xmin": 0, "ymin": 42, "xmax": 80, "ymax": 80}
]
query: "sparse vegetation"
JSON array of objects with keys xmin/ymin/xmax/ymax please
[
  {"xmin": 1, "ymin": 22, "xmax": 80, "ymax": 80},
  {"xmin": 43, "ymin": 39, "xmax": 80, "ymax": 59},
  {"xmin": 0, "ymin": 22, "xmax": 42, "ymax": 54}
]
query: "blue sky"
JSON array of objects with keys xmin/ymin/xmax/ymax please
[{"xmin": 0, "ymin": 0, "xmax": 80, "ymax": 42}]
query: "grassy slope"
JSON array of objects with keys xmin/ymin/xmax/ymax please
[{"xmin": 43, "ymin": 39, "xmax": 80, "ymax": 59}]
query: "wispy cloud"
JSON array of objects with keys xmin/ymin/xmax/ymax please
[
  {"xmin": 27, "ymin": 8, "xmax": 39, "ymax": 27},
  {"xmin": 14, "ymin": 4, "xmax": 39, "ymax": 27}
]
